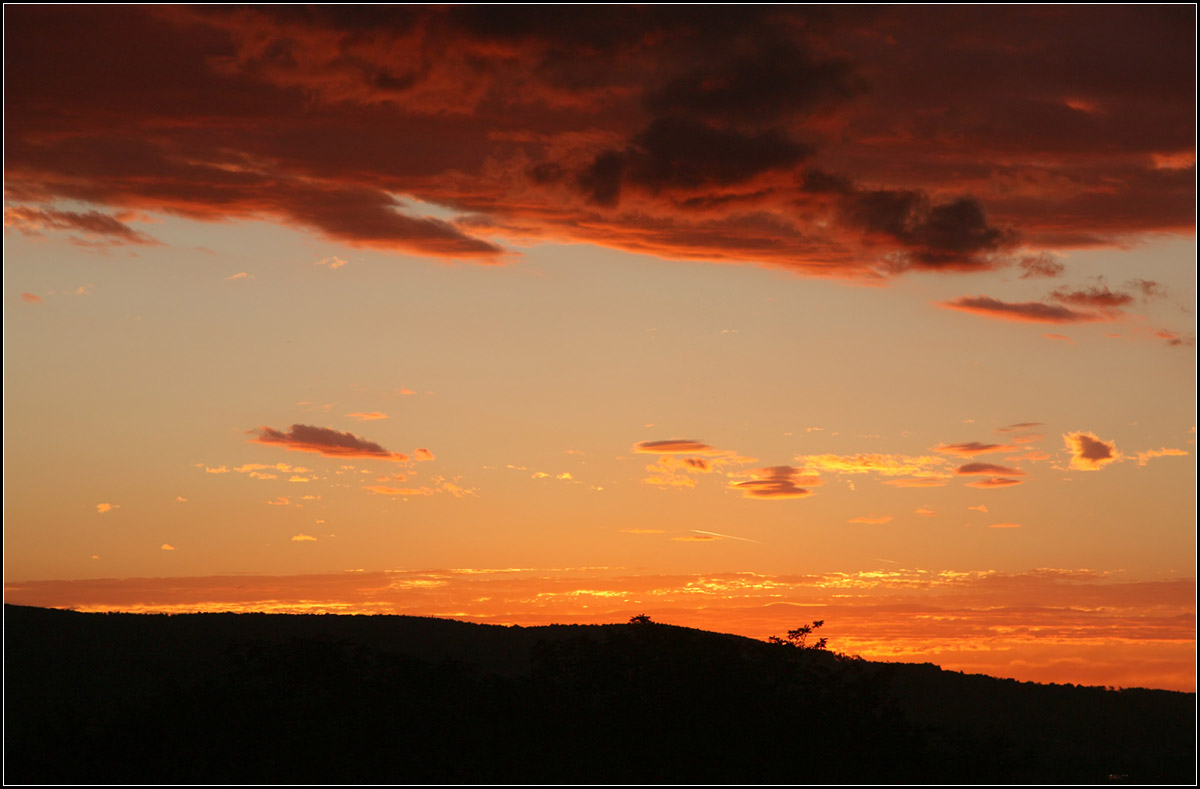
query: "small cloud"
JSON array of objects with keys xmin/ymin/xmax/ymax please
[
  {"xmin": 291, "ymin": 533, "xmax": 318, "ymax": 542},
  {"xmin": 364, "ymin": 485, "xmax": 434, "ymax": 496},
  {"xmin": 556, "ymin": 472, "xmax": 574, "ymax": 481},
  {"xmin": 175, "ymin": 496, "xmax": 188, "ymax": 503},
  {"xmin": 731, "ymin": 466, "xmax": 820, "ymax": 500},
  {"xmin": 933, "ymin": 442, "xmax": 1019, "ymax": 457},
  {"xmin": 620, "ymin": 528, "xmax": 666, "ymax": 534},
  {"xmin": 251, "ymin": 424, "xmax": 409, "ymax": 461},
  {"xmin": 204, "ymin": 465, "xmax": 229, "ymax": 474},
  {"xmin": 1155, "ymin": 329, "xmax": 1195, "ymax": 348},
  {"xmin": 965, "ymin": 477, "xmax": 1024, "ymax": 488},
  {"xmin": 288, "ymin": 475, "xmax": 310, "ymax": 482},
  {"xmin": 968, "ymin": 504, "xmax": 988, "ymax": 512},
  {"xmin": 96, "ymin": 502, "xmax": 118, "ymax": 514},
  {"xmin": 849, "ymin": 515, "xmax": 892, "ymax": 524},
  {"xmin": 346, "ymin": 412, "xmax": 389, "ymax": 421},
  {"xmin": 225, "ymin": 272, "xmax": 253, "ymax": 281},
  {"xmin": 672, "ymin": 534, "xmax": 722, "ymax": 542},
  {"xmin": 398, "ymin": 388, "xmax": 417, "ymax": 395},
  {"xmin": 1133, "ymin": 448, "xmax": 1189, "ymax": 466},
  {"xmin": 21, "ymin": 292, "xmax": 43, "ymax": 304},
  {"xmin": 161, "ymin": 544, "xmax": 175, "ymax": 551},
  {"xmin": 266, "ymin": 496, "xmax": 291, "ymax": 506},
  {"xmin": 988, "ymin": 523, "xmax": 1022, "ymax": 529},
  {"xmin": 914, "ymin": 507, "xmax": 937, "ymax": 517},
  {"xmin": 1018, "ymin": 253, "xmax": 1065, "ymax": 279},
  {"xmin": 1063, "ymin": 431, "xmax": 1121, "ymax": 471},
  {"xmin": 940, "ymin": 295, "xmax": 1107, "ymax": 324},
  {"xmin": 315, "ymin": 256, "xmax": 348, "ymax": 269},
  {"xmin": 634, "ymin": 439, "xmax": 720, "ymax": 454},
  {"xmin": 955, "ymin": 462, "xmax": 1025, "ymax": 476},
  {"xmin": 413, "ymin": 448, "xmax": 435, "ymax": 461},
  {"xmin": 1043, "ymin": 333, "xmax": 1073, "ymax": 343}
]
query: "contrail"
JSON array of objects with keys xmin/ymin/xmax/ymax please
[{"xmin": 691, "ymin": 529, "xmax": 761, "ymax": 544}]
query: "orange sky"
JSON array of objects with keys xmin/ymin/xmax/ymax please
[{"xmin": 4, "ymin": 6, "xmax": 1195, "ymax": 691}]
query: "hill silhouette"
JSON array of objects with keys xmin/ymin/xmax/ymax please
[{"xmin": 5, "ymin": 604, "xmax": 1194, "ymax": 783}]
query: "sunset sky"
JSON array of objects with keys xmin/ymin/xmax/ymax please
[{"xmin": 4, "ymin": 6, "xmax": 1195, "ymax": 691}]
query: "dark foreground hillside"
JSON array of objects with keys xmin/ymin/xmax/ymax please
[{"xmin": 4, "ymin": 605, "xmax": 1194, "ymax": 784}]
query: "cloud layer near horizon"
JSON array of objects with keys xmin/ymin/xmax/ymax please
[{"xmin": 5, "ymin": 6, "xmax": 1193, "ymax": 274}]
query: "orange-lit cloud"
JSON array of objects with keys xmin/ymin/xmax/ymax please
[
  {"xmin": 968, "ymin": 505, "xmax": 988, "ymax": 512},
  {"xmin": 672, "ymin": 534, "xmax": 722, "ymax": 542},
  {"xmin": 4, "ymin": 7, "xmax": 1191, "ymax": 275},
  {"xmin": 797, "ymin": 453, "xmax": 950, "ymax": 479},
  {"xmin": 731, "ymin": 466, "xmax": 820, "ymax": 499},
  {"xmin": 988, "ymin": 523, "xmax": 1022, "ymax": 529},
  {"xmin": 95, "ymin": 502, "xmax": 118, "ymax": 514},
  {"xmin": 849, "ymin": 515, "xmax": 893, "ymax": 524},
  {"xmin": 413, "ymin": 448, "xmax": 435, "ymax": 461},
  {"xmin": 346, "ymin": 412, "xmax": 389, "ymax": 421},
  {"xmin": 965, "ymin": 477, "xmax": 1024, "ymax": 488},
  {"xmin": 1133, "ymin": 447, "xmax": 1189, "ymax": 466},
  {"xmin": 225, "ymin": 272, "xmax": 252, "ymax": 281},
  {"xmin": 914, "ymin": 507, "xmax": 937, "ymax": 517},
  {"xmin": 1049, "ymin": 284, "xmax": 1135, "ymax": 309},
  {"xmin": 364, "ymin": 485, "xmax": 434, "ymax": 496},
  {"xmin": 620, "ymin": 528, "xmax": 666, "ymax": 535},
  {"xmin": 160, "ymin": 544, "xmax": 175, "ymax": 551},
  {"xmin": 940, "ymin": 296, "xmax": 1107, "ymax": 324},
  {"xmin": 5, "ymin": 204, "xmax": 159, "ymax": 245},
  {"xmin": 20, "ymin": 292, "xmax": 42, "ymax": 304},
  {"xmin": 634, "ymin": 439, "xmax": 721, "ymax": 455},
  {"xmin": 955, "ymin": 462, "xmax": 1025, "ymax": 476},
  {"xmin": 252, "ymin": 424, "xmax": 409, "ymax": 461},
  {"xmin": 315, "ymin": 256, "xmax": 348, "ymax": 269},
  {"xmin": 933, "ymin": 442, "xmax": 1019, "ymax": 457},
  {"xmin": 291, "ymin": 534, "xmax": 317, "ymax": 542},
  {"xmin": 1043, "ymin": 333, "xmax": 1073, "ymax": 343},
  {"xmin": 1064, "ymin": 431, "xmax": 1121, "ymax": 471}
]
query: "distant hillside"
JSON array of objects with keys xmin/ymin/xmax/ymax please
[{"xmin": 5, "ymin": 604, "xmax": 1194, "ymax": 784}]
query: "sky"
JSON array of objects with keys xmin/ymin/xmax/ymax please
[{"xmin": 4, "ymin": 6, "xmax": 1196, "ymax": 691}]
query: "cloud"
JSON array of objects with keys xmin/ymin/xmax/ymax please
[
  {"xmin": 796, "ymin": 453, "xmax": 950, "ymax": 478},
  {"xmin": 175, "ymin": 496, "xmax": 188, "ymax": 503},
  {"xmin": 1134, "ymin": 448, "xmax": 1189, "ymax": 466},
  {"xmin": 633, "ymin": 439, "xmax": 722, "ymax": 454},
  {"xmin": 21, "ymin": 292, "xmax": 43, "ymax": 304},
  {"xmin": 5, "ymin": 6, "xmax": 1190, "ymax": 278},
  {"xmin": 315, "ymin": 256, "xmax": 348, "ymax": 269},
  {"xmin": 933, "ymin": 442, "xmax": 1019, "ymax": 457},
  {"xmin": 965, "ymin": 477, "xmax": 1024, "ymax": 488},
  {"xmin": 672, "ymin": 534, "xmax": 723, "ymax": 542},
  {"xmin": 988, "ymin": 523, "xmax": 1022, "ymax": 529},
  {"xmin": 730, "ymin": 466, "xmax": 820, "ymax": 499},
  {"xmin": 161, "ymin": 544, "xmax": 175, "ymax": 551},
  {"xmin": 968, "ymin": 505, "xmax": 988, "ymax": 512},
  {"xmin": 4, "ymin": 204, "xmax": 159, "ymax": 245},
  {"xmin": 620, "ymin": 528, "xmax": 666, "ymax": 535},
  {"xmin": 346, "ymin": 412, "xmax": 389, "ymax": 421},
  {"xmin": 251, "ymin": 424, "xmax": 409, "ymax": 461},
  {"xmin": 225, "ymin": 272, "xmax": 252, "ymax": 281},
  {"xmin": 204, "ymin": 465, "xmax": 229, "ymax": 474},
  {"xmin": 849, "ymin": 515, "xmax": 893, "ymax": 524},
  {"xmin": 364, "ymin": 485, "xmax": 434, "ymax": 496},
  {"xmin": 940, "ymin": 296, "xmax": 1107, "ymax": 324},
  {"xmin": 1043, "ymin": 333, "xmax": 1073, "ymax": 343},
  {"xmin": 914, "ymin": 507, "xmax": 936, "ymax": 517},
  {"xmin": 266, "ymin": 496, "xmax": 290, "ymax": 506},
  {"xmin": 1155, "ymin": 329, "xmax": 1195, "ymax": 348},
  {"xmin": 413, "ymin": 448, "xmax": 435, "ymax": 461},
  {"xmin": 1018, "ymin": 253, "xmax": 1065, "ymax": 279},
  {"xmin": 96, "ymin": 502, "xmax": 118, "ymax": 514},
  {"xmin": 955, "ymin": 462, "xmax": 1025, "ymax": 476},
  {"xmin": 1063, "ymin": 431, "xmax": 1121, "ymax": 471},
  {"xmin": 1048, "ymin": 284, "xmax": 1135, "ymax": 309},
  {"xmin": 291, "ymin": 534, "xmax": 318, "ymax": 542}
]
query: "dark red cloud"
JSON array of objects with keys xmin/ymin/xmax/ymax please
[
  {"xmin": 5, "ymin": 205, "xmax": 159, "ymax": 245},
  {"xmin": 940, "ymin": 296, "xmax": 1108, "ymax": 324},
  {"xmin": 251, "ymin": 424, "xmax": 409, "ymax": 461},
  {"xmin": 1049, "ymin": 285, "xmax": 1135, "ymax": 309},
  {"xmin": 633, "ymin": 439, "xmax": 716, "ymax": 455},
  {"xmin": 955, "ymin": 462, "xmax": 1025, "ymax": 477},
  {"xmin": 4, "ymin": 6, "xmax": 1193, "ymax": 274},
  {"xmin": 1063, "ymin": 431, "xmax": 1121, "ymax": 471},
  {"xmin": 731, "ymin": 466, "xmax": 820, "ymax": 499}
]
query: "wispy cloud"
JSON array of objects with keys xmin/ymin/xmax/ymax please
[
  {"xmin": 252, "ymin": 424, "xmax": 409, "ymax": 461},
  {"xmin": 1133, "ymin": 447, "xmax": 1189, "ymax": 466}
]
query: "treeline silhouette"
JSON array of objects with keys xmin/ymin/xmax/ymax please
[{"xmin": 5, "ymin": 605, "xmax": 1194, "ymax": 783}]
